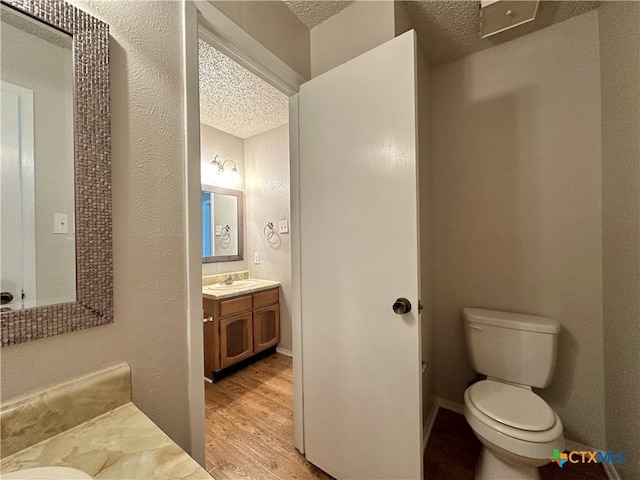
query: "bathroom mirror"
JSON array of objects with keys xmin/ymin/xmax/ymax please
[
  {"xmin": 1, "ymin": 4, "xmax": 75, "ymax": 309},
  {"xmin": 201, "ymin": 185, "xmax": 244, "ymax": 263},
  {"xmin": 0, "ymin": 0, "xmax": 112, "ymax": 347}
]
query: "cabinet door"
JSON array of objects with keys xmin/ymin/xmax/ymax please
[
  {"xmin": 253, "ymin": 304, "xmax": 280, "ymax": 353},
  {"xmin": 220, "ymin": 312, "xmax": 253, "ymax": 368}
]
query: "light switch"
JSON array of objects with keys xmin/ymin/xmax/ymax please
[
  {"xmin": 278, "ymin": 220, "xmax": 289, "ymax": 234},
  {"xmin": 254, "ymin": 252, "xmax": 260, "ymax": 264},
  {"xmin": 53, "ymin": 213, "xmax": 68, "ymax": 234},
  {"xmin": 215, "ymin": 225, "xmax": 222, "ymax": 236}
]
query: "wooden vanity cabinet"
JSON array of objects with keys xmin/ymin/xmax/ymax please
[{"xmin": 203, "ymin": 287, "xmax": 280, "ymax": 380}]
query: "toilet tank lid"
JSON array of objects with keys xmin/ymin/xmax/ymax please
[{"xmin": 463, "ymin": 308, "xmax": 561, "ymax": 334}]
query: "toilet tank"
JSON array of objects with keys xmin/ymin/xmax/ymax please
[{"xmin": 463, "ymin": 308, "xmax": 561, "ymax": 388}]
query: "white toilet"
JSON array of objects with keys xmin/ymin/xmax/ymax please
[{"xmin": 462, "ymin": 308, "xmax": 565, "ymax": 480}]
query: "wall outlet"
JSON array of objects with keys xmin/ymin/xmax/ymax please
[
  {"xmin": 53, "ymin": 213, "xmax": 68, "ymax": 234},
  {"xmin": 253, "ymin": 252, "xmax": 260, "ymax": 264},
  {"xmin": 278, "ymin": 220, "xmax": 289, "ymax": 234}
]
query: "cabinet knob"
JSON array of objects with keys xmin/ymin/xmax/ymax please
[
  {"xmin": 203, "ymin": 316, "xmax": 213, "ymax": 323},
  {"xmin": 392, "ymin": 298, "xmax": 411, "ymax": 315}
]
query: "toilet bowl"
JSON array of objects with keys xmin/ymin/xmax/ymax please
[
  {"xmin": 464, "ymin": 379, "xmax": 564, "ymax": 479},
  {"xmin": 462, "ymin": 308, "xmax": 564, "ymax": 480}
]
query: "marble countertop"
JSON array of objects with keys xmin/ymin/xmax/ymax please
[
  {"xmin": 1, "ymin": 403, "xmax": 211, "ymax": 479},
  {"xmin": 202, "ymin": 278, "xmax": 280, "ymax": 301},
  {"xmin": 0, "ymin": 364, "xmax": 211, "ymax": 480}
]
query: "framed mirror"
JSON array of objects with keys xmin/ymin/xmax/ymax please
[
  {"xmin": 201, "ymin": 185, "xmax": 243, "ymax": 263},
  {"xmin": 0, "ymin": 0, "xmax": 112, "ymax": 347}
]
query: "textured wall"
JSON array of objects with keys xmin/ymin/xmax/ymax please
[
  {"xmin": 211, "ymin": 1, "xmax": 310, "ymax": 80},
  {"xmin": 1, "ymin": 22, "xmax": 75, "ymax": 306},
  {"xmin": 600, "ymin": 2, "xmax": 640, "ymax": 477},
  {"xmin": 0, "ymin": 0, "xmax": 193, "ymax": 452},
  {"xmin": 244, "ymin": 125, "xmax": 292, "ymax": 352},
  {"xmin": 200, "ymin": 124, "xmax": 248, "ymax": 276},
  {"xmin": 430, "ymin": 12, "xmax": 606, "ymax": 447},
  {"xmin": 310, "ymin": 0, "xmax": 395, "ymax": 78}
]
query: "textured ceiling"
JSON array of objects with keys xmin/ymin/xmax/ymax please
[
  {"xmin": 199, "ymin": 40, "xmax": 289, "ymax": 139},
  {"xmin": 283, "ymin": 0, "xmax": 354, "ymax": 28},
  {"xmin": 400, "ymin": 0, "xmax": 600, "ymax": 67}
]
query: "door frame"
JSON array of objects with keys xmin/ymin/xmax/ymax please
[
  {"xmin": 182, "ymin": 0, "xmax": 306, "ymax": 465},
  {"xmin": 1, "ymin": 81, "xmax": 36, "ymax": 304}
]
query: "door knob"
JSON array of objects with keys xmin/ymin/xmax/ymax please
[
  {"xmin": 1, "ymin": 292, "xmax": 13, "ymax": 305},
  {"xmin": 392, "ymin": 298, "xmax": 411, "ymax": 315}
]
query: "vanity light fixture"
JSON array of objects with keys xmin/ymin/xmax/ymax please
[{"xmin": 211, "ymin": 155, "xmax": 240, "ymax": 185}]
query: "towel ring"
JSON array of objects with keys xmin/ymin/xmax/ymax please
[
  {"xmin": 220, "ymin": 225, "xmax": 231, "ymax": 246},
  {"xmin": 264, "ymin": 222, "xmax": 274, "ymax": 238}
]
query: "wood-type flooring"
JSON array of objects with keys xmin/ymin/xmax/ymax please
[
  {"xmin": 424, "ymin": 408, "xmax": 609, "ymax": 480},
  {"xmin": 204, "ymin": 353, "xmax": 330, "ymax": 480},
  {"xmin": 205, "ymin": 353, "xmax": 608, "ymax": 480}
]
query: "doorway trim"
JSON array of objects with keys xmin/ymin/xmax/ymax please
[
  {"xmin": 183, "ymin": 0, "xmax": 306, "ymax": 464},
  {"xmin": 0, "ymin": 81, "xmax": 36, "ymax": 303}
]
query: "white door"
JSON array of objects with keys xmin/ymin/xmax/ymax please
[
  {"xmin": 0, "ymin": 82, "xmax": 35, "ymax": 307},
  {"xmin": 300, "ymin": 31, "xmax": 423, "ymax": 479}
]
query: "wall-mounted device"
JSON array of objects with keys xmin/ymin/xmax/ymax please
[{"xmin": 480, "ymin": 0, "xmax": 540, "ymax": 38}]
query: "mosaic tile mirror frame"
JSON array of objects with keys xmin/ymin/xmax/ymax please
[{"xmin": 1, "ymin": 0, "xmax": 112, "ymax": 346}]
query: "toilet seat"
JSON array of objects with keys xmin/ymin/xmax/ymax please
[
  {"xmin": 468, "ymin": 380, "xmax": 556, "ymax": 431},
  {"xmin": 464, "ymin": 385, "xmax": 565, "ymax": 462},
  {"xmin": 464, "ymin": 382, "xmax": 563, "ymax": 444}
]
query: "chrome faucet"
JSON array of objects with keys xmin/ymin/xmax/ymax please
[{"xmin": 220, "ymin": 273, "xmax": 234, "ymax": 286}]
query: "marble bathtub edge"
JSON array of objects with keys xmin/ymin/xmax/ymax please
[{"xmin": 0, "ymin": 363, "xmax": 131, "ymax": 459}]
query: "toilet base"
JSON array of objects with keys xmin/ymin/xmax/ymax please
[{"xmin": 476, "ymin": 447, "xmax": 541, "ymax": 480}]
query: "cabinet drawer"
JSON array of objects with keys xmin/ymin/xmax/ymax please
[
  {"xmin": 217, "ymin": 294, "xmax": 252, "ymax": 318},
  {"xmin": 253, "ymin": 288, "xmax": 279, "ymax": 309}
]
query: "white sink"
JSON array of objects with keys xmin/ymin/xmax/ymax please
[
  {"xmin": 3, "ymin": 467, "xmax": 94, "ymax": 479},
  {"xmin": 206, "ymin": 279, "xmax": 259, "ymax": 290}
]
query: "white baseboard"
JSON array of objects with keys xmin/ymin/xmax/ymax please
[
  {"xmin": 562, "ymin": 440, "xmax": 619, "ymax": 480},
  {"xmin": 422, "ymin": 402, "xmax": 439, "ymax": 452},
  {"xmin": 602, "ymin": 462, "xmax": 620, "ymax": 480},
  {"xmin": 276, "ymin": 347, "xmax": 293, "ymax": 357},
  {"xmin": 436, "ymin": 397, "xmax": 465, "ymax": 415}
]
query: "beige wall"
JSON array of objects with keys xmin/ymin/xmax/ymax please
[
  {"xmin": 244, "ymin": 125, "xmax": 292, "ymax": 352},
  {"xmin": 1, "ymin": 0, "xmax": 194, "ymax": 453},
  {"xmin": 310, "ymin": 1, "xmax": 395, "ymax": 78},
  {"xmin": 211, "ymin": 0, "xmax": 310, "ymax": 80},
  {"xmin": 417, "ymin": 42, "xmax": 437, "ymax": 426},
  {"xmin": 430, "ymin": 11, "xmax": 606, "ymax": 447},
  {"xmin": 599, "ymin": 2, "xmax": 640, "ymax": 477},
  {"xmin": 1, "ymin": 22, "xmax": 75, "ymax": 306},
  {"xmin": 393, "ymin": 1, "xmax": 414, "ymax": 37},
  {"xmin": 200, "ymin": 124, "xmax": 248, "ymax": 276}
]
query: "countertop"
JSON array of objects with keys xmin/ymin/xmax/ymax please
[
  {"xmin": 202, "ymin": 278, "xmax": 281, "ymax": 301},
  {"xmin": 0, "ymin": 403, "xmax": 211, "ymax": 479},
  {"xmin": 0, "ymin": 364, "xmax": 211, "ymax": 480}
]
